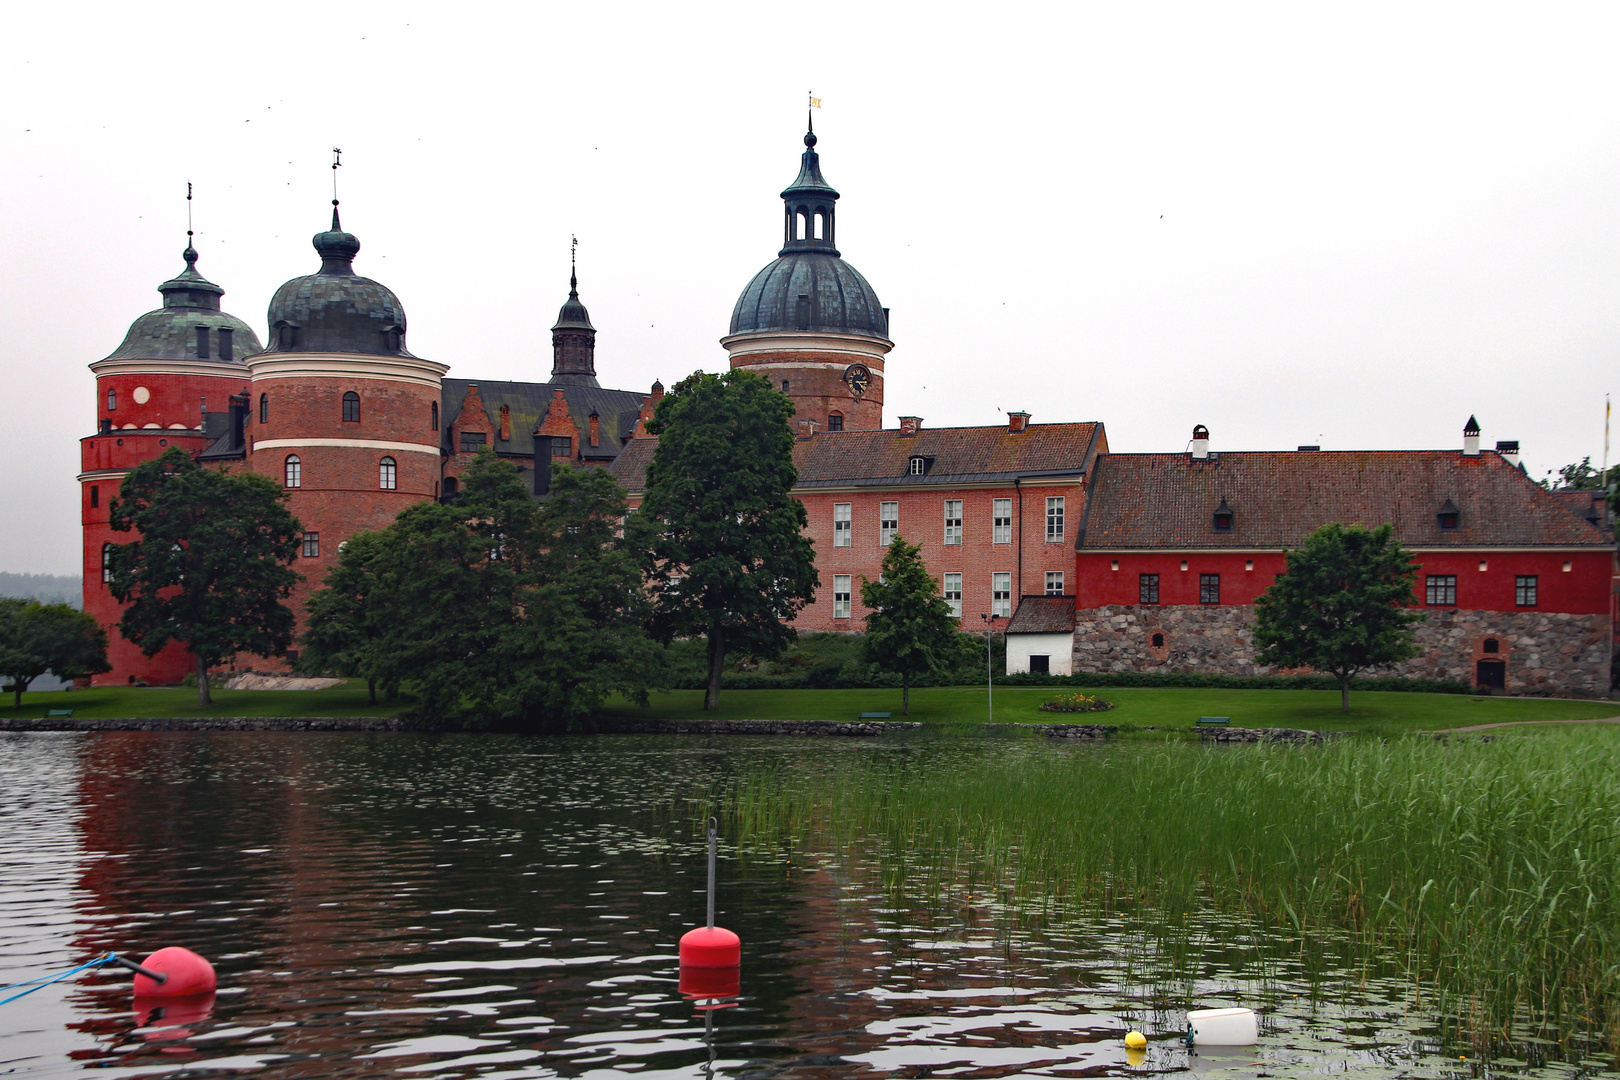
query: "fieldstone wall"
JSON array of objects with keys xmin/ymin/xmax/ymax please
[{"xmin": 1072, "ymin": 605, "xmax": 1612, "ymax": 697}]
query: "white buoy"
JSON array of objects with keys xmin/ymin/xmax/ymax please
[{"xmin": 1187, "ymin": 1007, "xmax": 1257, "ymax": 1046}]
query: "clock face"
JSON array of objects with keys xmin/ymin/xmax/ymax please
[{"xmin": 843, "ymin": 363, "xmax": 872, "ymax": 397}]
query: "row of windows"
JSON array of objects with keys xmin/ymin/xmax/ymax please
[
  {"xmin": 831, "ymin": 497, "xmax": 1065, "ymax": 547},
  {"xmin": 828, "ymin": 571, "xmax": 1065, "ymax": 619},
  {"xmin": 283, "ymin": 455, "xmax": 397, "ymax": 490},
  {"xmin": 1133, "ymin": 572, "xmax": 1543, "ymax": 608},
  {"xmin": 256, "ymin": 394, "xmax": 441, "ymax": 431}
]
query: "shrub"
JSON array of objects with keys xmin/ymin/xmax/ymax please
[{"xmin": 1037, "ymin": 693, "xmax": 1115, "ymax": 713}]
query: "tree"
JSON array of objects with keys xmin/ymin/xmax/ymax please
[
  {"xmin": 1251, "ymin": 522, "xmax": 1426, "ymax": 712},
  {"xmin": 297, "ymin": 530, "xmax": 391, "ymax": 703},
  {"xmin": 108, "ymin": 447, "xmax": 303, "ymax": 706},
  {"xmin": 639, "ymin": 370, "xmax": 819, "ymax": 710},
  {"xmin": 0, "ymin": 598, "xmax": 110, "ymax": 707},
  {"xmin": 860, "ymin": 535, "xmax": 969, "ymax": 715}
]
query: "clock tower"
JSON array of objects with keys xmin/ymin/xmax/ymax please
[{"xmin": 723, "ymin": 121, "xmax": 892, "ymax": 432}]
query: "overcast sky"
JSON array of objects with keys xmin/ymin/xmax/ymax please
[{"xmin": 3, "ymin": 3, "xmax": 1618, "ymax": 575}]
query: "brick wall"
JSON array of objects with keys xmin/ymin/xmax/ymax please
[{"xmin": 731, "ymin": 347, "xmax": 884, "ymax": 431}]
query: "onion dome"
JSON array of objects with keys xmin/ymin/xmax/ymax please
[
  {"xmin": 551, "ymin": 268, "xmax": 598, "ymax": 386},
  {"xmin": 103, "ymin": 246, "xmax": 262, "ymax": 362},
  {"xmin": 728, "ymin": 124, "xmax": 890, "ymax": 341},
  {"xmin": 263, "ymin": 205, "xmax": 412, "ymax": 356}
]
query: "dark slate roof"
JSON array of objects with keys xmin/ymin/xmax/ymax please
[
  {"xmin": 1549, "ymin": 489, "xmax": 1612, "ymax": 533},
  {"xmin": 195, "ymin": 409, "xmax": 245, "ymax": 462},
  {"xmin": 609, "ymin": 422, "xmax": 1103, "ymax": 492},
  {"xmin": 1006, "ymin": 595, "xmax": 1076, "ymax": 634},
  {"xmin": 1078, "ymin": 451, "xmax": 1615, "ymax": 550},
  {"xmin": 442, "ymin": 378, "xmax": 646, "ymax": 462},
  {"xmin": 104, "ymin": 249, "xmax": 262, "ymax": 363},
  {"xmin": 262, "ymin": 210, "xmax": 414, "ymax": 358},
  {"xmin": 729, "ymin": 251, "xmax": 890, "ymax": 340}
]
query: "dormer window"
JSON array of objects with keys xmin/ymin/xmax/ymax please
[
  {"xmin": 274, "ymin": 321, "xmax": 298, "ymax": 349},
  {"xmin": 383, "ymin": 325, "xmax": 404, "ymax": 351},
  {"xmin": 195, "ymin": 326, "xmax": 210, "ymax": 359},
  {"xmin": 909, "ymin": 456, "xmax": 930, "ymax": 476},
  {"xmin": 1212, "ymin": 497, "xmax": 1234, "ymax": 533},
  {"xmin": 217, "ymin": 327, "xmax": 233, "ymax": 361},
  {"xmin": 1436, "ymin": 498, "xmax": 1460, "ymax": 531}
]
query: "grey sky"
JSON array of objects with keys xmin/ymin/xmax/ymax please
[{"xmin": 3, "ymin": 3, "xmax": 1617, "ymax": 575}]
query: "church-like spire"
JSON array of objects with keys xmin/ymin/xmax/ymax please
[
  {"xmin": 780, "ymin": 122, "xmax": 839, "ymax": 255},
  {"xmin": 551, "ymin": 239, "xmax": 598, "ymax": 386}
]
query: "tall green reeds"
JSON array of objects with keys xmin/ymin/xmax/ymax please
[{"xmin": 692, "ymin": 732, "xmax": 1620, "ymax": 1054}]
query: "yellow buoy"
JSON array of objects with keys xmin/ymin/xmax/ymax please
[{"xmin": 1125, "ymin": 1031, "xmax": 1147, "ymax": 1049}]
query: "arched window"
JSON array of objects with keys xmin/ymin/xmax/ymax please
[
  {"xmin": 431, "ymin": 401, "xmax": 439, "ymax": 431},
  {"xmin": 379, "ymin": 456, "xmax": 397, "ymax": 490},
  {"xmin": 827, "ymin": 412, "xmax": 844, "ymax": 432},
  {"xmin": 342, "ymin": 391, "xmax": 360, "ymax": 423},
  {"xmin": 284, "ymin": 454, "xmax": 301, "ymax": 488},
  {"xmin": 101, "ymin": 542, "xmax": 112, "ymax": 584},
  {"xmin": 259, "ymin": 393, "xmax": 268, "ymax": 424},
  {"xmin": 106, "ymin": 388, "xmax": 117, "ymax": 411}
]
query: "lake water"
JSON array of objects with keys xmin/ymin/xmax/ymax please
[{"xmin": 1, "ymin": 731, "xmax": 1611, "ymax": 1080}]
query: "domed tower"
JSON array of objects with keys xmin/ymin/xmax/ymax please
[
  {"xmin": 550, "ymin": 266, "xmax": 598, "ymax": 387},
  {"xmin": 723, "ymin": 121, "xmax": 892, "ymax": 432},
  {"xmin": 245, "ymin": 203, "xmax": 449, "ymax": 649},
  {"xmin": 80, "ymin": 244, "xmax": 262, "ymax": 686}
]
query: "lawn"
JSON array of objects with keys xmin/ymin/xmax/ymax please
[
  {"xmin": 4, "ymin": 683, "xmax": 1616, "ymax": 736},
  {"xmin": 602, "ymin": 685, "xmax": 1620, "ymax": 736},
  {"xmin": 0, "ymin": 681, "xmax": 398, "ymax": 720}
]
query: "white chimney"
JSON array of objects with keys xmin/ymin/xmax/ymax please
[
  {"xmin": 1495, "ymin": 440, "xmax": 1520, "ymax": 468},
  {"xmin": 1463, "ymin": 415, "xmax": 1481, "ymax": 457},
  {"xmin": 1191, "ymin": 424, "xmax": 1210, "ymax": 460}
]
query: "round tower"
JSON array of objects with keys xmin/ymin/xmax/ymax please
[
  {"xmin": 81, "ymin": 244, "xmax": 261, "ymax": 685},
  {"xmin": 550, "ymin": 266, "xmax": 599, "ymax": 387},
  {"xmin": 245, "ymin": 203, "xmax": 448, "ymax": 659},
  {"xmin": 722, "ymin": 121, "xmax": 892, "ymax": 432}
]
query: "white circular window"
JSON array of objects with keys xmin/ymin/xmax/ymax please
[{"xmin": 132, "ymin": 386, "xmax": 151, "ymax": 404}]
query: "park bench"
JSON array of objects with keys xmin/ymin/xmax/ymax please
[
  {"xmin": 859, "ymin": 712, "xmax": 892, "ymax": 719},
  {"xmin": 1196, "ymin": 716, "xmax": 1230, "ymax": 727},
  {"xmin": 46, "ymin": 709, "xmax": 73, "ymax": 718}
]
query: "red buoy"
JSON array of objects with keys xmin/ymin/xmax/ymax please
[
  {"xmin": 679, "ymin": 925, "xmax": 741, "ymax": 968},
  {"xmin": 132, "ymin": 947, "xmax": 216, "ymax": 997},
  {"xmin": 678, "ymin": 818, "xmax": 741, "ymax": 1000}
]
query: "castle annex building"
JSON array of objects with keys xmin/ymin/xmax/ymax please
[{"xmin": 79, "ymin": 127, "xmax": 1618, "ymax": 695}]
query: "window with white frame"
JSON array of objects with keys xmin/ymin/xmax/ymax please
[
  {"xmin": 101, "ymin": 543, "xmax": 112, "ymax": 584},
  {"xmin": 944, "ymin": 500, "xmax": 963, "ymax": 545},
  {"xmin": 284, "ymin": 454, "xmax": 301, "ymax": 488},
  {"xmin": 993, "ymin": 498, "xmax": 1012, "ymax": 544},
  {"xmin": 1046, "ymin": 496, "xmax": 1065, "ymax": 542},
  {"xmin": 880, "ymin": 501, "xmax": 899, "ymax": 546},
  {"xmin": 943, "ymin": 573, "xmax": 963, "ymax": 617},
  {"xmin": 302, "ymin": 532, "xmax": 320, "ymax": 558},
  {"xmin": 992, "ymin": 572, "xmax": 1012, "ymax": 617},
  {"xmin": 833, "ymin": 503, "xmax": 852, "ymax": 547},
  {"xmin": 379, "ymin": 456, "xmax": 397, "ymax": 490},
  {"xmin": 1046, "ymin": 571, "xmax": 1064, "ymax": 595},
  {"xmin": 833, "ymin": 575, "xmax": 852, "ymax": 619}
]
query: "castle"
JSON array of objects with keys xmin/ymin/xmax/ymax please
[{"xmin": 80, "ymin": 125, "xmax": 1618, "ymax": 695}]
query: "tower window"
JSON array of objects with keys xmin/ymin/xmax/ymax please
[
  {"xmin": 782, "ymin": 380, "xmax": 790, "ymax": 393},
  {"xmin": 431, "ymin": 401, "xmax": 439, "ymax": 431},
  {"xmin": 827, "ymin": 412, "xmax": 844, "ymax": 432},
  {"xmin": 379, "ymin": 456, "xmax": 397, "ymax": 490},
  {"xmin": 302, "ymin": 532, "xmax": 319, "ymax": 558},
  {"xmin": 259, "ymin": 393, "xmax": 268, "ymax": 424},
  {"xmin": 284, "ymin": 454, "xmax": 301, "ymax": 488},
  {"xmin": 101, "ymin": 542, "xmax": 112, "ymax": 584},
  {"xmin": 217, "ymin": 327, "xmax": 233, "ymax": 361},
  {"xmin": 342, "ymin": 391, "xmax": 360, "ymax": 423},
  {"xmin": 107, "ymin": 388, "xmax": 116, "ymax": 411},
  {"xmin": 195, "ymin": 325, "xmax": 209, "ymax": 359},
  {"xmin": 90, "ymin": 485, "xmax": 99, "ymax": 509}
]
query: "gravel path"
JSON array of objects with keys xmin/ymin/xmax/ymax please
[{"xmin": 1427, "ymin": 716, "xmax": 1620, "ymax": 733}]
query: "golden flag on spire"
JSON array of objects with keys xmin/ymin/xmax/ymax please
[{"xmin": 808, "ymin": 90, "xmax": 822, "ymax": 109}]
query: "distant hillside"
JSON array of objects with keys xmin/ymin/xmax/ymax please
[{"xmin": 0, "ymin": 573, "xmax": 82, "ymax": 609}]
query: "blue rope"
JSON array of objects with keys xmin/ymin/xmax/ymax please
[{"xmin": 0, "ymin": 953, "xmax": 117, "ymax": 1006}]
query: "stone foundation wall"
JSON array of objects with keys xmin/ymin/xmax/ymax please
[{"xmin": 1072, "ymin": 604, "xmax": 1613, "ymax": 697}]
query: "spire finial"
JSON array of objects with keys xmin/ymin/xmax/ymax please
[
  {"xmin": 183, "ymin": 180, "xmax": 197, "ymax": 268},
  {"xmin": 330, "ymin": 147, "xmax": 343, "ymax": 230},
  {"xmin": 570, "ymin": 234, "xmax": 578, "ymax": 295},
  {"xmin": 806, "ymin": 90, "xmax": 820, "ymax": 147}
]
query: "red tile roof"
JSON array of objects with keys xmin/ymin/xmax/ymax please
[
  {"xmin": 1006, "ymin": 595, "xmax": 1076, "ymax": 634},
  {"xmin": 609, "ymin": 422, "xmax": 1104, "ymax": 493},
  {"xmin": 1079, "ymin": 450, "xmax": 1614, "ymax": 550}
]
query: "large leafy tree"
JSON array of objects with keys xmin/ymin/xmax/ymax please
[
  {"xmin": 297, "ymin": 530, "xmax": 391, "ymax": 703},
  {"xmin": 860, "ymin": 535, "xmax": 968, "ymax": 715},
  {"xmin": 0, "ymin": 598, "xmax": 110, "ymax": 707},
  {"xmin": 1252, "ymin": 522, "xmax": 1425, "ymax": 712},
  {"xmin": 108, "ymin": 447, "xmax": 303, "ymax": 706},
  {"xmin": 639, "ymin": 370, "xmax": 819, "ymax": 711}
]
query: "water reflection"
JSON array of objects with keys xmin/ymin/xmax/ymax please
[{"xmin": 0, "ymin": 731, "xmax": 1607, "ymax": 1078}]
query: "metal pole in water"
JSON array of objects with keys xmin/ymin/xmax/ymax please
[{"xmin": 706, "ymin": 816, "xmax": 717, "ymax": 930}]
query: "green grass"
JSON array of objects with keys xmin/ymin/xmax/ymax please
[
  {"xmin": 695, "ymin": 727, "xmax": 1620, "ymax": 1054},
  {"xmin": 604, "ymin": 685, "xmax": 1620, "ymax": 736},
  {"xmin": 0, "ymin": 681, "xmax": 400, "ymax": 719}
]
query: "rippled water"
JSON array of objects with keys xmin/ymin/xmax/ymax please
[{"xmin": 0, "ymin": 731, "xmax": 1612, "ymax": 1079}]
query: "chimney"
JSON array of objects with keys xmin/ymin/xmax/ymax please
[
  {"xmin": 1463, "ymin": 415, "xmax": 1481, "ymax": 457},
  {"xmin": 499, "ymin": 404, "xmax": 511, "ymax": 442},
  {"xmin": 1495, "ymin": 439, "xmax": 1519, "ymax": 468},
  {"xmin": 588, "ymin": 409, "xmax": 600, "ymax": 448},
  {"xmin": 899, "ymin": 416, "xmax": 922, "ymax": 437},
  {"xmin": 1007, "ymin": 411, "xmax": 1030, "ymax": 434},
  {"xmin": 1191, "ymin": 424, "xmax": 1210, "ymax": 460}
]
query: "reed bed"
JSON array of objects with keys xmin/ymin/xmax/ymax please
[{"xmin": 690, "ymin": 731, "xmax": 1620, "ymax": 1054}]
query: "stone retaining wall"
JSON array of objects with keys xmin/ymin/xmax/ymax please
[
  {"xmin": 592, "ymin": 718, "xmax": 921, "ymax": 736},
  {"xmin": 1199, "ymin": 727, "xmax": 1350, "ymax": 743},
  {"xmin": 1072, "ymin": 604, "xmax": 1611, "ymax": 696}
]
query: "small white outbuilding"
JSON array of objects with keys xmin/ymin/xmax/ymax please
[{"xmin": 1004, "ymin": 595, "xmax": 1075, "ymax": 676}]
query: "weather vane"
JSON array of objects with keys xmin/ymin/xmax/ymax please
[{"xmin": 186, "ymin": 181, "xmax": 193, "ymax": 243}]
